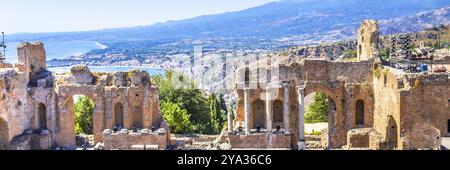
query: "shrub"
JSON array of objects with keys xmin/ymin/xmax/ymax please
[
  {"xmin": 161, "ymin": 101, "xmax": 193, "ymax": 134},
  {"xmin": 155, "ymin": 71, "xmax": 227, "ymax": 134},
  {"xmin": 74, "ymin": 96, "xmax": 94, "ymax": 134},
  {"xmin": 305, "ymin": 92, "xmax": 329, "ymax": 123}
]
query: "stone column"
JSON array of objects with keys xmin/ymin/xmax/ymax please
[
  {"xmin": 283, "ymin": 83, "xmax": 290, "ymax": 134},
  {"xmin": 265, "ymin": 87, "xmax": 273, "ymax": 132},
  {"xmin": 227, "ymin": 112, "xmax": 234, "ymax": 132},
  {"xmin": 244, "ymin": 88, "xmax": 251, "ymax": 134},
  {"xmin": 297, "ymin": 85, "xmax": 306, "ymax": 150}
]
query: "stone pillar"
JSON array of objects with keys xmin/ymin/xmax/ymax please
[
  {"xmin": 297, "ymin": 85, "xmax": 306, "ymax": 150},
  {"xmin": 265, "ymin": 87, "xmax": 273, "ymax": 132},
  {"xmin": 244, "ymin": 88, "xmax": 251, "ymax": 134},
  {"xmin": 227, "ymin": 112, "xmax": 234, "ymax": 132},
  {"xmin": 283, "ymin": 83, "xmax": 290, "ymax": 134}
]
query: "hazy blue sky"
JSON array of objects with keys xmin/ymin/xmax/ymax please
[{"xmin": 0, "ymin": 0, "xmax": 275, "ymax": 34}]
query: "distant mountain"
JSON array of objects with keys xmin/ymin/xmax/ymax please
[
  {"xmin": 380, "ymin": 6, "xmax": 450, "ymax": 34},
  {"xmin": 7, "ymin": 0, "xmax": 450, "ymax": 44}
]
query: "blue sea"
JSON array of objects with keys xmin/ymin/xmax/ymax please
[
  {"xmin": 3, "ymin": 40, "xmax": 164, "ymax": 75},
  {"xmin": 4, "ymin": 40, "xmax": 106, "ymax": 63}
]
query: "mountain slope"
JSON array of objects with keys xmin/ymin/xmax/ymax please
[
  {"xmin": 8, "ymin": 0, "xmax": 450, "ymax": 44},
  {"xmin": 380, "ymin": 6, "xmax": 450, "ymax": 34}
]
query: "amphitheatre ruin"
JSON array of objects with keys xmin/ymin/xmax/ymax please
[
  {"xmin": 0, "ymin": 42, "xmax": 169, "ymax": 150},
  {"xmin": 1, "ymin": 20, "xmax": 450, "ymax": 150}
]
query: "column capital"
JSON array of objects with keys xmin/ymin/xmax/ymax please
[
  {"xmin": 297, "ymin": 86, "xmax": 305, "ymax": 94},
  {"xmin": 296, "ymin": 83, "xmax": 306, "ymax": 91},
  {"xmin": 282, "ymin": 82, "xmax": 290, "ymax": 88}
]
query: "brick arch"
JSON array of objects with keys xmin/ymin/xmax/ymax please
[
  {"xmin": 303, "ymin": 88, "xmax": 339, "ymax": 127},
  {"xmin": 304, "ymin": 83, "xmax": 341, "ymax": 122},
  {"xmin": 56, "ymin": 87, "xmax": 105, "ymax": 147},
  {"xmin": 386, "ymin": 115, "xmax": 398, "ymax": 149},
  {"xmin": 251, "ymin": 99, "xmax": 266, "ymax": 129},
  {"xmin": 304, "ymin": 86, "xmax": 338, "ymax": 102},
  {"xmin": 132, "ymin": 105, "xmax": 143, "ymax": 128},
  {"xmin": 0, "ymin": 117, "xmax": 8, "ymax": 150},
  {"xmin": 113, "ymin": 103, "xmax": 124, "ymax": 128},
  {"xmin": 273, "ymin": 100, "xmax": 283, "ymax": 126},
  {"xmin": 355, "ymin": 99, "xmax": 365, "ymax": 126},
  {"xmin": 303, "ymin": 82, "xmax": 345, "ymax": 148},
  {"xmin": 38, "ymin": 103, "xmax": 47, "ymax": 129}
]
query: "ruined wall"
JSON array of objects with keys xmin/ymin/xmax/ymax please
[
  {"xmin": 53, "ymin": 68, "xmax": 164, "ymax": 148},
  {"xmin": 398, "ymin": 74, "xmax": 450, "ymax": 149},
  {"xmin": 103, "ymin": 128, "xmax": 168, "ymax": 150},
  {"xmin": 233, "ymin": 57, "xmax": 375, "ymax": 149},
  {"xmin": 372, "ymin": 66, "xmax": 450, "ymax": 150},
  {"xmin": 228, "ymin": 133, "xmax": 291, "ymax": 149},
  {"xmin": 0, "ymin": 71, "xmax": 33, "ymax": 143},
  {"xmin": 0, "ymin": 42, "xmax": 55, "ymax": 150},
  {"xmin": 17, "ymin": 42, "xmax": 47, "ymax": 84},
  {"xmin": 0, "ymin": 42, "xmax": 168, "ymax": 150},
  {"xmin": 279, "ymin": 59, "xmax": 374, "ymax": 83},
  {"xmin": 357, "ymin": 20, "xmax": 380, "ymax": 61},
  {"xmin": 372, "ymin": 68, "xmax": 402, "ymax": 149}
]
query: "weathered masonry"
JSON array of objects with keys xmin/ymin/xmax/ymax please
[
  {"xmin": 0, "ymin": 42, "xmax": 169, "ymax": 150},
  {"xmin": 228, "ymin": 20, "xmax": 450, "ymax": 150}
]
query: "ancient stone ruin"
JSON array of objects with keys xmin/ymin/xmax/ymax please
[
  {"xmin": 1, "ymin": 20, "xmax": 449, "ymax": 150},
  {"xmin": 0, "ymin": 42, "xmax": 169, "ymax": 150},
  {"xmin": 357, "ymin": 20, "xmax": 380, "ymax": 61},
  {"xmin": 228, "ymin": 20, "xmax": 450, "ymax": 150}
]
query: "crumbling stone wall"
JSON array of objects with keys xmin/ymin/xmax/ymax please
[
  {"xmin": 398, "ymin": 74, "xmax": 450, "ymax": 149},
  {"xmin": 357, "ymin": 20, "xmax": 380, "ymax": 61},
  {"xmin": 228, "ymin": 133, "xmax": 291, "ymax": 149},
  {"xmin": 17, "ymin": 42, "xmax": 47, "ymax": 84},
  {"xmin": 0, "ymin": 117, "xmax": 8, "ymax": 149},
  {"xmin": 0, "ymin": 42, "xmax": 168, "ymax": 150},
  {"xmin": 233, "ymin": 58, "xmax": 375, "ymax": 149},
  {"xmin": 372, "ymin": 64, "xmax": 450, "ymax": 150},
  {"xmin": 103, "ymin": 128, "xmax": 168, "ymax": 150},
  {"xmin": 54, "ymin": 68, "xmax": 164, "ymax": 147}
]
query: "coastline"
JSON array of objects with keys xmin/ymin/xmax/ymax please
[
  {"xmin": 48, "ymin": 65, "xmax": 165, "ymax": 75},
  {"xmin": 72, "ymin": 41, "xmax": 108, "ymax": 57},
  {"xmin": 5, "ymin": 40, "xmax": 110, "ymax": 63}
]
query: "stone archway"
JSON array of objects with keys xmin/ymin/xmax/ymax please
[
  {"xmin": 38, "ymin": 103, "xmax": 47, "ymax": 129},
  {"xmin": 132, "ymin": 105, "xmax": 143, "ymax": 128},
  {"xmin": 303, "ymin": 91, "xmax": 337, "ymax": 149},
  {"xmin": 0, "ymin": 117, "xmax": 8, "ymax": 150},
  {"xmin": 356, "ymin": 100, "xmax": 365, "ymax": 127},
  {"xmin": 386, "ymin": 115, "xmax": 398, "ymax": 149},
  {"xmin": 302, "ymin": 83, "xmax": 343, "ymax": 149},
  {"xmin": 252, "ymin": 99, "xmax": 266, "ymax": 128},
  {"xmin": 56, "ymin": 86, "xmax": 107, "ymax": 147},
  {"xmin": 114, "ymin": 103, "xmax": 124, "ymax": 128},
  {"xmin": 73, "ymin": 95, "xmax": 95, "ymax": 135},
  {"xmin": 273, "ymin": 100, "xmax": 283, "ymax": 127}
]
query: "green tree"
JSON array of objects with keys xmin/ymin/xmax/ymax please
[
  {"xmin": 380, "ymin": 47, "xmax": 390, "ymax": 60},
  {"xmin": 344, "ymin": 50, "xmax": 357, "ymax": 59},
  {"xmin": 207, "ymin": 93, "xmax": 227, "ymax": 134},
  {"xmin": 74, "ymin": 96, "xmax": 94, "ymax": 134},
  {"xmin": 153, "ymin": 70, "xmax": 227, "ymax": 134},
  {"xmin": 160, "ymin": 101, "xmax": 193, "ymax": 133},
  {"xmin": 305, "ymin": 92, "xmax": 329, "ymax": 123},
  {"xmin": 218, "ymin": 94, "xmax": 228, "ymax": 129}
]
